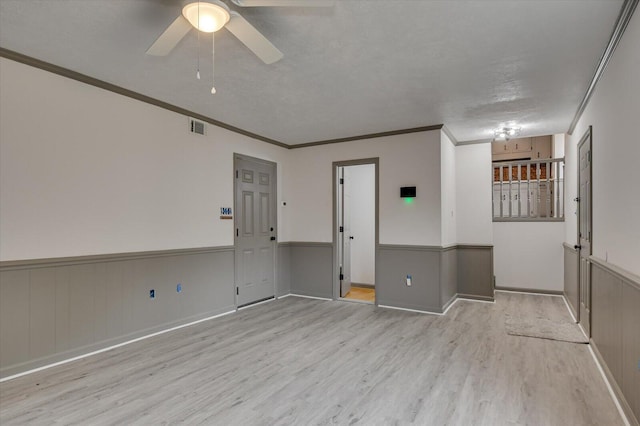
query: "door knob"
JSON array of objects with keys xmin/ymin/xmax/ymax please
[
  {"xmin": 270, "ymin": 236, "xmax": 276, "ymax": 241},
  {"xmin": 349, "ymin": 236, "xmax": 354, "ymax": 240},
  {"xmin": 574, "ymin": 245, "xmax": 581, "ymax": 250}
]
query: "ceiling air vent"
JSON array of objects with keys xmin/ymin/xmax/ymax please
[{"xmin": 189, "ymin": 118, "xmax": 206, "ymax": 136}]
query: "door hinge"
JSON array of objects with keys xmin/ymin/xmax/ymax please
[
  {"xmin": 588, "ymin": 151, "xmax": 591, "ymax": 161},
  {"xmin": 236, "ymin": 228, "xmax": 239, "ymax": 237},
  {"xmin": 236, "ymin": 287, "xmax": 239, "ymax": 295},
  {"xmin": 236, "ymin": 170, "xmax": 238, "ymax": 178},
  {"xmin": 339, "ymin": 178, "xmax": 344, "ymax": 184},
  {"xmin": 339, "ymin": 226, "xmax": 344, "ymax": 232},
  {"xmin": 339, "ymin": 274, "xmax": 344, "ymax": 281}
]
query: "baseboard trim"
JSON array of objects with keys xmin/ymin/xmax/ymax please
[
  {"xmin": 494, "ymin": 288, "xmax": 563, "ymax": 296},
  {"xmin": 0, "ymin": 306, "xmax": 237, "ymax": 382},
  {"xmin": 561, "ymin": 295, "xmax": 578, "ymax": 323},
  {"xmin": 277, "ymin": 293, "xmax": 293, "ymax": 299},
  {"xmin": 456, "ymin": 293, "xmax": 495, "ymax": 302},
  {"xmin": 377, "ymin": 304, "xmax": 444, "ymax": 316},
  {"xmin": 289, "ymin": 293, "xmax": 332, "ymax": 301},
  {"xmin": 455, "ymin": 296, "xmax": 496, "ymax": 304},
  {"xmin": 589, "ymin": 340, "xmax": 637, "ymax": 426},
  {"xmin": 441, "ymin": 293, "xmax": 458, "ymax": 314}
]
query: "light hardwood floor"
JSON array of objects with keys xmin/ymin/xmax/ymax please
[
  {"xmin": 0, "ymin": 292, "xmax": 623, "ymax": 425},
  {"xmin": 344, "ymin": 286, "xmax": 375, "ymax": 303}
]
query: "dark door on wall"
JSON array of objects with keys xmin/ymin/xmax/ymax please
[
  {"xmin": 234, "ymin": 154, "xmax": 277, "ymax": 307},
  {"xmin": 577, "ymin": 128, "xmax": 592, "ymax": 336}
]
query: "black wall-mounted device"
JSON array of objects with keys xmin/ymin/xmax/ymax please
[{"xmin": 400, "ymin": 186, "xmax": 416, "ymax": 198}]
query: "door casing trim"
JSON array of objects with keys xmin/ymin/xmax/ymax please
[{"xmin": 331, "ymin": 158, "xmax": 380, "ymax": 304}]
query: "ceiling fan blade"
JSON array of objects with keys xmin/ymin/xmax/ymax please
[
  {"xmin": 225, "ymin": 12, "xmax": 284, "ymax": 64},
  {"xmin": 146, "ymin": 16, "xmax": 192, "ymax": 56},
  {"xmin": 230, "ymin": 0, "xmax": 334, "ymax": 7}
]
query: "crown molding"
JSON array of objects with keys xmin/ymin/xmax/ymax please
[
  {"xmin": 1, "ymin": 47, "xmax": 455, "ymax": 149},
  {"xmin": 288, "ymin": 125, "xmax": 444, "ymax": 149},
  {"xmin": 441, "ymin": 125, "xmax": 458, "ymax": 145},
  {"xmin": 0, "ymin": 47, "xmax": 289, "ymax": 148},
  {"xmin": 567, "ymin": 0, "xmax": 638, "ymax": 135}
]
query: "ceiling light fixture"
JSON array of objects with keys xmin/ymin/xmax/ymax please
[
  {"xmin": 494, "ymin": 127, "xmax": 521, "ymax": 140},
  {"xmin": 182, "ymin": 1, "xmax": 230, "ymax": 33},
  {"xmin": 183, "ymin": 1, "xmax": 229, "ymax": 95}
]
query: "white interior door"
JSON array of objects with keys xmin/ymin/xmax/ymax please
[
  {"xmin": 339, "ymin": 167, "xmax": 352, "ymax": 297},
  {"xmin": 235, "ymin": 155, "xmax": 277, "ymax": 307}
]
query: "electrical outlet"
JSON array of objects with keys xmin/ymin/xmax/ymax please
[
  {"xmin": 149, "ymin": 289, "xmax": 155, "ymax": 299},
  {"xmin": 177, "ymin": 283, "xmax": 182, "ymax": 293},
  {"xmin": 406, "ymin": 275, "xmax": 412, "ymax": 286}
]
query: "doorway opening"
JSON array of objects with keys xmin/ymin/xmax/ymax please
[{"xmin": 333, "ymin": 159, "xmax": 378, "ymax": 304}]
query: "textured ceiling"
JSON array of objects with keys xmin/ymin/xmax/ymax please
[{"xmin": 0, "ymin": 0, "xmax": 624, "ymax": 144}]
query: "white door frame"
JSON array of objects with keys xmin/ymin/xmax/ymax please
[
  {"xmin": 233, "ymin": 153, "xmax": 278, "ymax": 307},
  {"xmin": 332, "ymin": 158, "xmax": 379, "ymax": 303}
]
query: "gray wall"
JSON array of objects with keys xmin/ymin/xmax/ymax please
[
  {"xmin": 377, "ymin": 245, "xmax": 443, "ymax": 312},
  {"xmin": 377, "ymin": 244, "xmax": 493, "ymax": 313},
  {"xmin": 457, "ymin": 245, "xmax": 494, "ymax": 300},
  {"xmin": 590, "ymin": 257, "xmax": 640, "ymax": 424},
  {"xmin": 563, "ymin": 243, "xmax": 579, "ymax": 319},
  {"xmin": 1, "ymin": 242, "xmax": 495, "ymax": 379},
  {"xmin": 277, "ymin": 243, "xmax": 292, "ymax": 297},
  {"xmin": 440, "ymin": 247, "xmax": 458, "ymax": 308},
  {"xmin": 289, "ymin": 242, "xmax": 333, "ymax": 299},
  {"xmin": 0, "ymin": 247, "xmax": 235, "ymax": 379}
]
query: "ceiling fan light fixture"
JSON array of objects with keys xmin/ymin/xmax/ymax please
[
  {"xmin": 494, "ymin": 126, "xmax": 521, "ymax": 140},
  {"xmin": 182, "ymin": 1, "xmax": 230, "ymax": 33}
]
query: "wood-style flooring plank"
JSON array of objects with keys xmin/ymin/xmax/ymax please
[{"xmin": 0, "ymin": 293, "xmax": 624, "ymax": 425}]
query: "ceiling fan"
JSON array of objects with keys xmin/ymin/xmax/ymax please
[{"xmin": 146, "ymin": 0, "xmax": 333, "ymax": 64}]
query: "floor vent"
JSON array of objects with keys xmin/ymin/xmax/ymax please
[{"xmin": 189, "ymin": 118, "xmax": 206, "ymax": 135}]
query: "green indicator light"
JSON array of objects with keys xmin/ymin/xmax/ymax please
[{"xmin": 404, "ymin": 197, "xmax": 414, "ymax": 204}]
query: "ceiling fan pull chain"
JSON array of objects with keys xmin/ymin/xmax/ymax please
[
  {"xmin": 196, "ymin": 1, "xmax": 201, "ymax": 79},
  {"xmin": 211, "ymin": 30, "xmax": 216, "ymax": 94}
]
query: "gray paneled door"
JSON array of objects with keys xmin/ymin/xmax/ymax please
[
  {"xmin": 234, "ymin": 155, "xmax": 277, "ymax": 307},
  {"xmin": 577, "ymin": 129, "xmax": 592, "ymax": 335}
]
